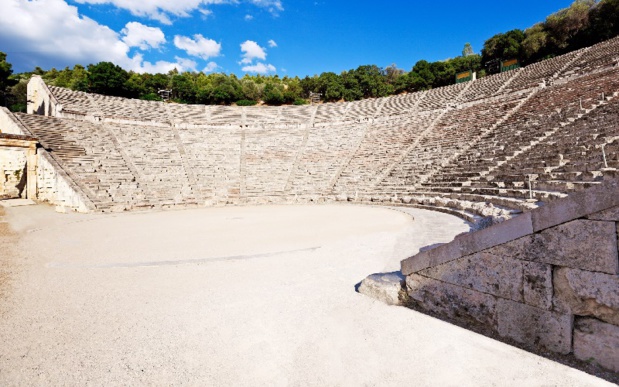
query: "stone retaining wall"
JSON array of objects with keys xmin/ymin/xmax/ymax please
[
  {"xmin": 401, "ymin": 179, "xmax": 619, "ymax": 372},
  {"xmin": 36, "ymin": 151, "xmax": 94, "ymax": 212}
]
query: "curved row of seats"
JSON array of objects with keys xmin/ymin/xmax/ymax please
[{"xmin": 16, "ymin": 36, "xmax": 619, "ymax": 220}]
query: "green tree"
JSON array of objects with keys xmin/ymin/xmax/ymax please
[
  {"xmin": 481, "ymin": 29, "xmax": 525, "ymax": 71},
  {"xmin": 124, "ymin": 72, "xmax": 147, "ymax": 98},
  {"xmin": 545, "ymin": 0, "xmax": 594, "ymax": 51},
  {"xmin": 462, "ymin": 42, "xmax": 475, "ymax": 57},
  {"xmin": 69, "ymin": 65, "xmax": 89, "ymax": 91},
  {"xmin": 241, "ymin": 78, "xmax": 262, "ymax": 101},
  {"xmin": 522, "ymin": 23, "xmax": 550, "ymax": 62},
  {"xmin": 0, "ymin": 51, "xmax": 15, "ymax": 106},
  {"xmin": 263, "ymin": 82, "xmax": 285, "ymax": 105},
  {"xmin": 316, "ymin": 72, "xmax": 345, "ymax": 102},
  {"xmin": 87, "ymin": 62, "xmax": 130, "ymax": 96},
  {"xmin": 411, "ymin": 60, "xmax": 435, "ymax": 90},
  {"xmin": 170, "ymin": 72, "xmax": 198, "ymax": 103},
  {"xmin": 585, "ymin": 0, "xmax": 619, "ymax": 44}
]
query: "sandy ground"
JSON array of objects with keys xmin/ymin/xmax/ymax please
[{"xmin": 0, "ymin": 203, "xmax": 612, "ymax": 386}]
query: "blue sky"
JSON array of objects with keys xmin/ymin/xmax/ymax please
[{"xmin": 0, "ymin": 0, "xmax": 575, "ymax": 76}]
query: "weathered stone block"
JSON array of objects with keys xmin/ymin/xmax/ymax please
[
  {"xmin": 523, "ymin": 261, "xmax": 553, "ymax": 310},
  {"xmin": 574, "ymin": 318, "xmax": 619, "ymax": 372},
  {"xmin": 406, "ymin": 274, "xmax": 497, "ymax": 327},
  {"xmin": 530, "ymin": 220, "xmax": 618, "ymax": 274},
  {"xmin": 401, "ymin": 239, "xmax": 464, "ymax": 275},
  {"xmin": 486, "ymin": 220, "xmax": 618, "ymax": 274},
  {"xmin": 483, "ymin": 234, "xmax": 534, "ymax": 261},
  {"xmin": 554, "ymin": 268, "xmax": 619, "ymax": 325},
  {"xmin": 587, "ymin": 205, "xmax": 619, "ymax": 221},
  {"xmin": 419, "ymin": 251, "xmax": 523, "ymax": 302},
  {"xmin": 358, "ymin": 272, "xmax": 405, "ymax": 306},
  {"xmin": 532, "ymin": 179, "xmax": 619, "ymax": 232},
  {"xmin": 456, "ymin": 211, "xmax": 533, "ymax": 257},
  {"xmin": 496, "ymin": 299, "xmax": 573, "ymax": 354}
]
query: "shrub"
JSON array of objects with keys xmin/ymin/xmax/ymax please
[
  {"xmin": 140, "ymin": 93, "xmax": 161, "ymax": 101},
  {"xmin": 236, "ymin": 99, "xmax": 258, "ymax": 106},
  {"xmin": 293, "ymin": 98, "xmax": 308, "ymax": 105}
]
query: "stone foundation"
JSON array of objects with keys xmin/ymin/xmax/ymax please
[{"xmin": 401, "ymin": 179, "xmax": 619, "ymax": 372}]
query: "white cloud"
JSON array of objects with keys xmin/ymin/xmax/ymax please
[
  {"xmin": 204, "ymin": 61, "xmax": 219, "ymax": 72},
  {"xmin": 174, "ymin": 34, "xmax": 222, "ymax": 59},
  {"xmin": 0, "ymin": 0, "xmax": 132, "ymax": 70},
  {"xmin": 0, "ymin": 0, "xmax": 194, "ymax": 74},
  {"xmin": 248, "ymin": 0, "xmax": 283, "ymax": 14},
  {"xmin": 244, "ymin": 14, "xmax": 253, "ymax": 21},
  {"xmin": 268, "ymin": 39, "xmax": 277, "ymax": 48},
  {"xmin": 121, "ymin": 22, "xmax": 166, "ymax": 50},
  {"xmin": 242, "ymin": 62, "xmax": 275, "ymax": 74},
  {"xmin": 240, "ymin": 40, "xmax": 266, "ymax": 64},
  {"xmin": 199, "ymin": 8, "xmax": 213, "ymax": 17},
  {"xmin": 75, "ymin": 0, "xmax": 282, "ymax": 23}
]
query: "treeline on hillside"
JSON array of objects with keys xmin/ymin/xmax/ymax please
[{"xmin": 1, "ymin": 0, "xmax": 618, "ymax": 112}]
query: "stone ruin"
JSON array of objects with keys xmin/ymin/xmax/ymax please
[{"xmin": 1, "ymin": 35, "xmax": 619, "ymax": 374}]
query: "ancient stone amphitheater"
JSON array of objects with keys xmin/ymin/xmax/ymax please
[{"xmin": 1, "ymin": 36, "xmax": 619, "ymax": 377}]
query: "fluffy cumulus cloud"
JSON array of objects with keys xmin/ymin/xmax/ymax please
[
  {"xmin": 239, "ymin": 40, "xmax": 275, "ymax": 73},
  {"xmin": 174, "ymin": 34, "xmax": 222, "ymax": 60},
  {"xmin": 204, "ymin": 61, "xmax": 219, "ymax": 72},
  {"xmin": 241, "ymin": 62, "xmax": 275, "ymax": 74},
  {"xmin": 0, "ymin": 0, "xmax": 196, "ymax": 73},
  {"xmin": 268, "ymin": 39, "xmax": 277, "ymax": 48},
  {"xmin": 121, "ymin": 22, "xmax": 166, "ymax": 50},
  {"xmin": 240, "ymin": 40, "xmax": 266, "ymax": 64},
  {"xmin": 75, "ymin": 0, "xmax": 283, "ymax": 24}
]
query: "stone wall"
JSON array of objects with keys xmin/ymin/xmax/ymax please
[
  {"xmin": 0, "ymin": 148, "xmax": 27, "ymax": 198},
  {"xmin": 27, "ymin": 75, "xmax": 60, "ymax": 117},
  {"xmin": 401, "ymin": 179, "xmax": 619, "ymax": 372},
  {"xmin": 0, "ymin": 108, "xmax": 30, "ymax": 135},
  {"xmin": 36, "ymin": 151, "xmax": 93, "ymax": 212}
]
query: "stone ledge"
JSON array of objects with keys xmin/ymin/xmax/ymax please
[
  {"xmin": 532, "ymin": 179, "xmax": 619, "ymax": 232},
  {"xmin": 402, "ymin": 211, "xmax": 533, "ymax": 275}
]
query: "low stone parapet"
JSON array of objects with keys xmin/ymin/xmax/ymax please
[{"xmin": 401, "ymin": 178, "xmax": 619, "ymax": 372}]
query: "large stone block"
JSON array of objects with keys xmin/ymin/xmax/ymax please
[
  {"xmin": 587, "ymin": 205, "xmax": 619, "ymax": 221},
  {"xmin": 496, "ymin": 299, "xmax": 573, "ymax": 354},
  {"xmin": 532, "ymin": 179, "xmax": 619, "ymax": 232},
  {"xmin": 554, "ymin": 268, "xmax": 619, "ymax": 325},
  {"xmin": 531, "ymin": 220, "xmax": 618, "ymax": 273},
  {"xmin": 574, "ymin": 318, "xmax": 619, "ymax": 372},
  {"xmin": 406, "ymin": 274, "xmax": 497, "ymax": 327},
  {"xmin": 419, "ymin": 251, "xmax": 523, "ymax": 302},
  {"xmin": 523, "ymin": 261, "xmax": 553, "ymax": 310},
  {"xmin": 358, "ymin": 272, "xmax": 405, "ymax": 306},
  {"xmin": 485, "ymin": 220, "xmax": 619, "ymax": 274}
]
